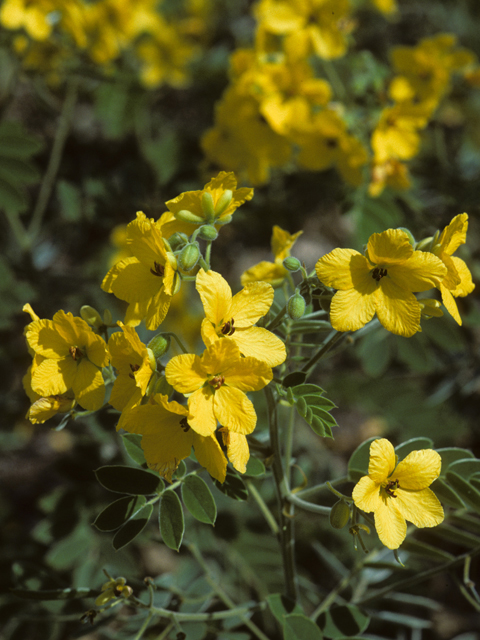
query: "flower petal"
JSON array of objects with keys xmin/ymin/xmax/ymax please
[
  {"xmin": 196, "ymin": 269, "xmax": 232, "ymax": 325},
  {"xmin": 394, "ymin": 449, "xmax": 441, "ymax": 489},
  {"xmin": 449, "ymin": 256, "xmax": 475, "ymax": 297},
  {"xmin": 369, "ymin": 439, "xmax": 396, "ymax": 482},
  {"xmin": 73, "ymin": 359, "xmax": 105, "ymax": 411},
  {"xmin": 375, "ymin": 279, "xmax": 421, "ymax": 337},
  {"xmin": 316, "ymin": 249, "xmax": 365, "ymax": 289},
  {"xmin": 229, "ymin": 281, "xmax": 274, "ymax": 327},
  {"xmin": 329, "ymin": 287, "xmax": 376, "ymax": 332},
  {"xmin": 214, "ymin": 386, "xmax": 257, "ymax": 435},
  {"xmin": 387, "ymin": 251, "xmax": 446, "ymax": 292},
  {"xmin": 367, "ymin": 229, "xmax": 413, "ymax": 265},
  {"xmin": 220, "ymin": 429, "xmax": 250, "ymax": 474},
  {"xmin": 439, "ymin": 213, "xmax": 468, "ymax": 256},
  {"xmin": 188, "ymin": 387, "xmax": 217, "ymax": 436},
  {"xmin": 352, "ymin": 475, "xmax": 382, "ymax": 513},
  {"xmin": 166, "ymin": 353, "xmax": 206, "ymax": 394},
  {"xmin": 232, "ymin": 327, "xmax": 286, "ymax": 367},
  {"xmin": 193, "ymin": 434, "xmax": 227, "ymax": 483},
  {"xmin": 374, "ymin": 498, "xmax": 407, "ymax": 549},
  {"xmin": 395, "ymin": 487, "xmax": 444, "ymax": 529},
  {"xmin": 439, "ymin": 283, "xmax": 462, "ymax": 325}
]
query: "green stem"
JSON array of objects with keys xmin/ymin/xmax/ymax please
[
  {"xmin": 300, "ymin": 330, "xmax": 347, "ymax": 373},
  {"xmin": 186, "ymin": 542, "xmax": 270, "ymax": 640},
  {"xmin": 265, "ymin": 304, "xmax": 287, "ymax": 331},
  {"xmin": 3, "ymin": 207, "xmax": 29, "ymax": 251},
  {"xmin": 321, "ymin": 59, "xmax": 347, "ymax": 101},
  {"xmin": 246, "ymin": 480, "xmax": 279, "ymax": 535},
  {"xmin": 265, "ymin": 385, "xmax": 298, "ymax": 602},
  {"xmin": 286, "ymin": 493, "xmax": 331, "ymax": 515},
  {"xmin": 295, "ymin": 477, "xmax": 349, "ymax": 500},
  {"xmin": 132, "ymin": 610, "xmax": 154, "ymax": 640},
  {"xmin": 165, "ymin": 332, "xmax": 189, "ymax": 354},
  {"xmin": 28, "ymin": 77, "xmax": 79, "ymax": 244}
]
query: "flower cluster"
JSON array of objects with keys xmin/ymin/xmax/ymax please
[{"xmin": 1, "ymin": 0, "xmax": 212, "ymax": 87}]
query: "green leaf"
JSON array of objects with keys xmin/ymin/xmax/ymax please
[
  {"xmin": 142, "ymin": 130, "xmax": 180, "ymax": 186},
  {"xmin": 445, "ymin": 472, "xmax": 480, "ymax": 512},
  {"xmin": 282, "ymin": 372, "xmax": 307, "ymax": 387},
  {"xmin": 244, "ymin": 456, "xmax": 266, "ymax": 477},
  {"xmin": 122, "ymin": 433, "xmax": 148, "ymax": 466},
  {"xmin": 284, "ymin": 614, "xmax": 323, "ymax": 640},
  {"xmin": 112, "ymin": 503, "xmax": 153, "ymax": 551},
  {"xmin": 291, "ymin": 384, "xmax": 326, "ymax": 396},
  {"xmin": 430, "ymin": 478, "xmax": 465, "ymax": 509},
  {"xmin": 317, "ymin": 605, "xmax": 369, "ymax": 638},
  {"xmin": 56, "ymin": 180, "xmax": 82, "ymax": 222},
  {"xmin": 401, "ymin": 538, "xmax": 454, "ymax": 562},
  {"xmin": 0, "ymin": 156, "xmax": 40, "ymax": 184},
  {"xmin": 159, "ymin": 490, "xmax": 185, "ymax": 551},
  {"xmin": 432, "ymin": 523, "xmax": 480, "ymax": 548},
  {"xmin": 181, "ymin": 475, "xmax": 217, "ymax": 525},
  {"xmin": 310, "ymin": 416, "xmax": 326, "ymax": 437},
  {"xmin": 395, "ymin": 438, "xmax": 434, "ymax": 459},
  {"xmin": 0, "ymin": 121, "xmax": 43, "ymax": 157},
  {"xmin": 266, "ymin": 593, "xmax": 302, "ymax": 624},
  {"xmin": 0, "ymin": 175, "xmax": 28, "ymax": 212},
  {"xmin": 213, "ymin": 467, "xmax": 249, "ymax": 501},
  {"xmin": 448, "ymin": 458, "xmax": 480, "ymax": 480},
  {"xmin": 93, "ymin": 495, "xmax": 147, "ymax": 532},
  {"xmin": 437, "ymin": 448, "xmax": 474, "ymax": 477},
  {"xmin": 347, "ymin": 438, "xmax": 376, "ymax": 482},
  {"xmin": 95, "ymin": 465, "xmax": 162, "ymax": 495},
  {"xmin": 175, "ymin": 459, "xmax": 188, "ymax": 479},
  {"xmin": 302, "ymin": 396, "xmax": 337, "ymax": 410}
]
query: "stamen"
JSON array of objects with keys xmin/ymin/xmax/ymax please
[
  {"xmin": 150, "ymin": 262, "xmax": 165, "ymax": 277},
  {"xmin": 221, "ymin": 318, "xmax": 235, "ymax": 336},
  {"xmin": 129, "ymin": 363, "xmax": 140, "ymax": 379},
  {"xmin": 208, "ymin": 375, "xmax": 225, "ymax": 390},
  {"xmin": 385, "ymin": 479, "xmax": 400, "ymax": 498},
  {"xmin": 179, "ymin": 417, "xmax": 190, "ymax": 433},
  {"xmin": 69, "ymin": 346, "xmax": 83, "ymax": 360},
  {"xmin": 371, "ymin": 267, "xmax": 388, "ymax": 282}
]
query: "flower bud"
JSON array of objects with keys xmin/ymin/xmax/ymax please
[
  {"xmin": 329, "ymin": 500, "xmax": 350, "ymax": 529},
  {"xmin": 396, "ymin": 227, "xmax": 416, "ymax": 246},
  {"xmin": 167, "ymin": 232, "xmax": 189, "ymax": 251},
  {"xmin": 214, "ymin": 189, "xmax": 233, "ymax": 216},
  {"xmin": 103, "ymin": 309, "xmax": 113, "ymax": 326},
  {"xmin": 80, "ymin": 305, "xmax": 103, "ymax": 329},
  {"xmin": 419, "ymin": 298, "xmax": 443, "ymax": 319},
  {"xmin": 201, "ymin": 192, "xmax": 216, "ymax": 223},
  {"xmin": 147, "ymin": 334, "xmax": 171, "ymax": 359},
  {"xmin": 215, "ymin": 214, "xmax": 232, "ymax": 226},
  {"xmin": 153, "ymin": 375, "xmax": 174, "ymax": 397},
  {"xmin": 287, "ymin": 292, "xmax": 306, "ymax": 320},
  {"xmin": 178, "ymin": 243, "xmax": 200, "ymax": 271},
  {"xmin": 283, "ymin": 256, "xmax": 302, "ymax": 272},
  {"xmin": 197, "ymin": 224, "xmax": 218, "ymax": 241},
  {"xmin": 174, "ymin": 209, "xmax": 204, "ymax": 225}
]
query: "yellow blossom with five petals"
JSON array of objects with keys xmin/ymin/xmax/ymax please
[
  {"xmin": 25, "ymin": 309, "xmax": 109, "ymax": 411},
  {"xmin": 315, "ymin": 229, "xmax": 447, "ymax": 337},
  {"xmin": 352, "ymin": 438, "xmax": 444, "ymax": 549},
  {"xmin": 165, "ymin": 338, "xmax": 272, "ymax": 437},
  {"xmin": 121, "ymin": 394, "xmax": 227, "ymax": 483},
  {"xmin": 102, "ymin": 211, "xmax": 178, "ymax": 330},
  {"xmin": 196, "ymin": 268, "xmax": 286, "ymax": 367}
]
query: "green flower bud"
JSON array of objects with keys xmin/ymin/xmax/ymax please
[
  {"xmin": 287, "ymin": 292, "xmax": 306, "ymax": 320},
  {"xmin": 103, "ymin": 309, "xmax": 113, "ymax": 326},
  {"xmin": 153, "ymin": 375, "xmax": 174, "ymax": 397},
  {"xmin": 178, "ymin": 243, "xmax": 200, "ymax": 271},
  {"xmin": 197, "ymin": 224, "xmax": 218, "ymax": 241},
  {"xmin": 214, "ymin": 189, "xmax": 233, "ymax": 216},
  {"xmin": 174, "ymin": 209, "xmax": 205, "ymax": 225},
  {"xmin": 168, "ymin": 232, "xmax": 189, "ymax": 251},
  {"xmin": 147, "ymin": 334, "xmax": 171, "ymax": 359},
  {"xmin": 201, "ymin": 192, "xmax": 216, "ymax": 223},
  {"xmin": 215, "ymin": 214, "xmax": 232, "ymax": 226},
  {"xmin": 283, "ymin": 256, "xmax": 302, "ymax": 272},
  {"xmin": 397, "ymin": 227, "xmax": 416, "ymax": 246},
  {"xmin": 80, "ymin": 305, "xmax": 103, "ymax": 329},
  {"xmin": 329, "ymin": 500, "xmax": 351, "ymax": 529}
]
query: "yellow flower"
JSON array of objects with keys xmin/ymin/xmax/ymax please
[
  {"xmin": 165, "ymin": 171, "xmax": 253, "ymax": 227},
  {"xmin": 219, "ymin": 427, "xmax": 250, "ymax": 474},
  {"xmin": 196, "ymin": 268, "xmax": 286, "ymax": 367},
  {"xmin": 315, "ymin": 229, "xmax": 447, "ymax": 337},
  {"xmin": 23, "ymin": 366, "xmax": 75, "ymax": 424},
  {"xmin": 371, "ymin": 103, "xmax": 430, "ymax": 164},
  {"xmin": 241, "ymin": 225, "xmax": 303, "ymax": 288},
  {"xmin": 108, "ymin": 324, "xmax": 156, "ymax": 427},
  {"xmin": 1, "ymin": 0, "xmax": 55, "ymax": 41},
  {"xmin": 95, "ymin": 577, "xmax": 132, "ymax": 607},
  {"xmin": 368, "ymin": 158, "xmax": 411, "ymax": 197},
  {"xmin": 102, "ymin": 212, "xmax": 179, "ymax": 330},
  {"xmin": 370, "ymin": 0, "xmax": 397, "ymax": 15},
  {"xmin": 25, "ymin": 309, "xmax": 109, "ymax": 411},
  {"xmin": 165, "ymin": 338, "xmax": 272, "ymax": 437},
  {"xmin": 352, "ymin": 439, "xmax": 444, "ymax": 549},
  {"xmin": 121, "ymin": 394, "xmax": 227, "ymax": 483},
  {"xmin": 431, "ymin": 213, "xmax": 475, "ymax": 325}
]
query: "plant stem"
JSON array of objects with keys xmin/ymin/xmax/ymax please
[
  {"xmin": 300, "ymin": 330, "xmax": 346, "ymax": 373},
  {"xmin": 246, "ymin": 480, "xmax": 279, "ymax": 535},
  {"xmin": 265, "ymin": 385, "xmax": 298, "ymax": 602},
  {"xmin": 286, "ymin": 493, "xmax": 331, "ymax": 515},
  {"xmin": 28, "ymin": 77, "xmax": 79, "ymax": 244}
]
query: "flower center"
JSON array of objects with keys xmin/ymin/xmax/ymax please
[
  {"xmin": 129, "ymin": 363, "xmax": 140, "ymax": 379},
  {"xmin": 69, "ymin": 346, "xmax": 84, "ymax": 360},
  {"xmin": 179, "ymin": 417, "xmax": 190, "ymax": 433},
  {"xmin": 208, "ymin": 375, "xmax": 225, "ymax": 390},
  {"xmin": 371, "ymin": 267, "xmax": 388, "ymax": 282},
  {"xmin": 220, "ymin": 318, "xmax": 235, "ymax": 336},
  {"xmin": 150, "ymin": 261, "xmax": 165, "ymax": 277},
  {"xmin": 385, "ymin": 479, "xmax": 400, "ymax": 498}
]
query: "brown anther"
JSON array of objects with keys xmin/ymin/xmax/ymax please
[
  {"xmin": 150, "ymin": 261, "xmax": 165, "ymax": 277},
  {"xmin": 325, "ymin": 138, "xmax": 338, "ymax": 149},
  {"xmin": 179, "ymin": 417, "xmax": 190, "ymax": 433},
  {"xmin": 371, "ymin": 267, "xmax": 388, "ymax": 282},
  {"xmin": 221, "ymin": 318, "xmax": 235, "ymax": 336},
  {"xmin": 128, "ymin": 363, "xmax": 140, "ymax": 379},
  {"xmin": 208, "ymin": 375, "xmax": 225, "ymax": 390},
  {"xmin": 385, "ymin": 479, "xmax": 400, "ymax": 498},
  {"xmin": 69, "ymin": 346, "xmax": 83, "ymax": 360}
]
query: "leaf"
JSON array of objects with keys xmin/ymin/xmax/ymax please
[
  {"xmin": 11, "ymin": 587, "xmax": 96, "ymax": 601},
  {"xmin": 181, "ymin": 475, "xmax": 217, "ymax": 525},
  {"xmin": 56, "ymin": 180, "xmax": 82, "ymax": 222},
  {"xmin": 266, "ymin": 593, "xmax": 302, "ymax": 624},
  {"xmin": 347, "ymin": 438, "xmax": 376, "ymax": 482},
  {"xmin": 0, "ymin": 121, "xmax": 43, "ymax": 157},
  {"xmin": 244, "ymin": 456, "xmax": 266, "ymax": 477},
  {"xmin": 302, "ymin": 396, "xmax": 337, "ymax": 410},
  {"xmin": 93, "ymin": 495, "xmax": 147, "ymax": 532},
  {"xmin": 291, "ymin": 384, "xmax": 326, "ymax": 396},
  {"xmin": 113, "ymin": 503, "xmax": 153, "ymax": 551},
  {"xmin": 213, "ymin": 467, "xmax": 249, "ymax": 501},
  {"xmin": 401, "ymin": 538, "xmax": 454, "ymax": 562},
  {"xmin": 142, "ymin": 130, "xmax": 180, "ymax": 185},
  {"xmin": 394, "ymin": 438, "xmax": 434, "ymax": 459},
  {"xmin": 0, "ymin": 156, "xmax": 40, "ymax": 184},
  {"xmin": 122, "ymin": 433, "xmax": 147, "ymax": 466},
  {"xmin": 448, "ymin": 458, "xmax": 480, "ymax": 480},
  {"xmin": 317, "ymin": 605, "xmax": 369, "ymax": 638},
  {"xmin": 0, "ymin": 174, "xmax": 28, "ymax": 212},
  {"xmin": 159, "ymin": 490, "xmax": 185, "ymax": 551},
  {"xmin": 437, "ymin": 448, "xmax": 474, "ymax": 477},
  {"xmin": 445, "ymin": 472, "xmax": 480, "ymax": 512},
  {"xmin": 95, "ymin": 465, "xmax": 162, "ymax": 495},
  {"xmin": 282, "ymin": 372, "xmax": 307, "ymax": 387},
  {"xmin": 283, "ymin": 614, "xmax": 323, "ymax": 640},
  {"xmin": 430, "ymin": 478, "xmax": 465, "ymax": 509}
]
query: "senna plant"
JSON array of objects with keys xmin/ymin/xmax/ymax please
[{"xmin": 16, "ymin": 172, "xmax": 480, "ymax": 640}]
